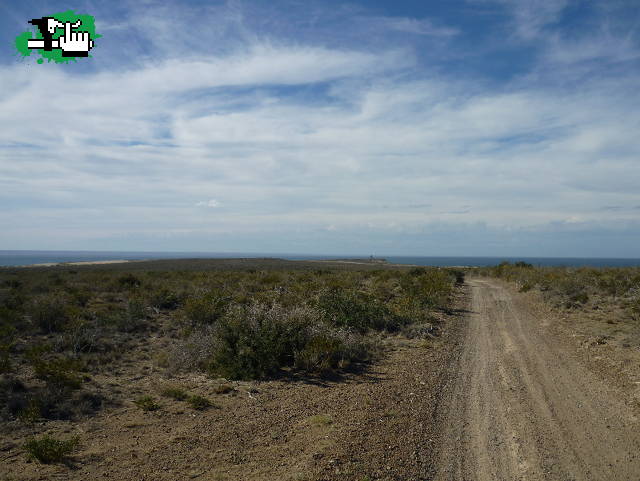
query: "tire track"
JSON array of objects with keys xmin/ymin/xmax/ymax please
[{"xmin": 435, "ymin": 278, "xmax": 640, "ymax": 481}]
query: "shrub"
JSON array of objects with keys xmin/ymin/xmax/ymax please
[
  {"xmin": 0, "ymin": 377, "xmax": 28, "ymax": 420},
  {"xmin": 18, "ymin": 398, "xmax": 42, "ymax": 423},
  {"xmin": 134, "ymin": 395, "xmax": 160, "ymax": 411},
  {"xmin": 213, "ymin": 384, "xmax": 235, "ymax": 394},
  {"xmin": 184, "ymin": 291, "xmax": 230, "ymax": 325},
  {"xmin": 566, "ymin": 291, "xmax": 589, "ymax": 308},
  {"xmin": 2, "ymin": 279, "xmax": 23, "ymax": 289},
  {"xmin": 161, "ymin": 386, "xmax": 188, "ymax": 401},
  {"xmin": 1, "ymin": 288, "xmax": 25, "ymax": 310},
  {"xmin": 449, "ymin": 269, "xmax": 465, "ymax": 285},
  {"xmin": 514, "ymin": 261, "xmax": 533, "ymax": 268},
  {"xmin": 30, "ymin": 356, "xmax": 83, "ymax": 391},
  {"xmin": 16, "ymin": 388, "xmax": 103, "ymax": 422},
  {"xmin": 187, "ymin": 394, "xmax": 212, "ymax": 410},
  {"xmin": 150, "ymin": 288, "xmax": 181, "ymax": 310},
  {"xmin": 174, "ymin": 303, "xmax": 379, "ymax": 380},
  {"xmin": 69, "ymin": 287, "xmax": 92, "ymax": 307},
  {"xmin": 58, "ymin": 318, "xmax": 103, "ymax": 356},
  {"xmin": 118, "ymin": 273, "xmax": 142, "ymax": 288},
  {"xmin": 28, "ymin": 293, "xmax": 69, "ymax": 332},
  {"xmin": 518, "ymin": 282, "xmax": 533, "ymax": 292},
  {"xmin": 317, "ymin": 289, "xmax": 401, "ymax": 333},
  {"xmin": 293, "ymin": 325, "xmax": 373, "ymax": 374},
  {"xmin": 207, "ymin": 304, "xmax": 315, "ymax": 379},
  {"xmin": 307, "ymin": 414, "xmax": 333, "ymax": 426},
  {"xmin": 123, "ymin": 296, "xmax": 147, "ymax": 330},
  {"xmin": 399, "ymin": 270, "xmax": 453, "ymax": 310},
  {"xmin": 24, "ymin": 435, "xmax": 78, "ymax": 464},
  {"xmin": 0, "ymin": 316, "xmax": 16, "ymax": 373}
]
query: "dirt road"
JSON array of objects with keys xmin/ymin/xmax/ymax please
[{"xmin": 435, "ymin": 278, "xmax": 640, "ymax": 481}]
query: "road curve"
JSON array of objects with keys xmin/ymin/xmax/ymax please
[{"xmin": 434, "ymin": 278, "xmax": 640, "ymax": 481}]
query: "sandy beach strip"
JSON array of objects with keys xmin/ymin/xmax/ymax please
[{"xmin": 23, "ymin": 259, "xmax": 134, "ymax": 267}]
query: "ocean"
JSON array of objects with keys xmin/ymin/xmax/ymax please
[{"xmin": 1, "ymin": 250, "xmax": 639, "ymax": 268}]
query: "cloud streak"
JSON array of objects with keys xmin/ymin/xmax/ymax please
[{"xmin": 0, "ymin": 0, "xmax": 639, "ymax": 256}]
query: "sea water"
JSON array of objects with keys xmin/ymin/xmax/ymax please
[{"xmin": 1, "ymin": 250, "xmax": 640, "ymax": 268}]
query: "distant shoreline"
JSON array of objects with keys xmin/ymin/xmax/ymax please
[
  {"xmin": 22, "ymin": 259, "xmax": 137, "ymax": 268},
  {"xmin": 2, "ymin": 251, "xmax": 640, "ymax": 268},
  {"xmin": 20, "ymin": 258, "xmax": 394, "ymax": 269}
]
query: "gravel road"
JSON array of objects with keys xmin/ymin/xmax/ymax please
[{"xmin": 434, "ymin": 278, "xmax": 640, "ymax": 481}]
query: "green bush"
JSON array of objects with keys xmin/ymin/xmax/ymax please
[
  {"xmin": 518, "ymin": 282, "xmax": 533, "ymax": 292},
  {"xmin": 28, "ymin": 293, "xmax": 70, "ymax": 332},
  {"xmin": 177, "ymin": 302, "xmax": 380, "ymax": 380},
  {"xmin": 448, "ymin": 269, "xmax": 466, "ymax": 285},
  {"xmin": 184, "ymin": 291, "xmax": 229, "ymax": 325},
  {"xmin": 124, "ymin": 296, "xmax": 147, "ymax": 329},
  {"xmin": 59, "ymin": 319, "xmax": 102, "ymax": 356},
  {"xmin": 293, "ymin": 325, "xmax": 373, "ymax": 374},
  {"xmin": 18, "ymin": 398, "xmax": 42, "ymax": 423},
  {"xmin": 207, "ymin": 304, "xmax": 315, "ymax": 379},
  {"xmin": 134, "ymin": 395, "xmax": 160, "ymax": 411},
  {"xmin": 186, "ymin": 394, "xmax": 212, "ymax": 410},
  {"xmin": 477, "ymin": 264, "xmax": 640, "ymax": 312},
  {"xmin": 16, "ymin": 388, "xmax": 103, "ymax": 422},
  {"xmin": 0, "ymin": 315, "xmax": 17, "ymax": 373},
  {"xmin": 149, "ymin": 288, "xmax": 181, "ymax": 310},
  {"xmin": 118, "ymin": 273, "xmax": 142, "ymax": 288},
  {"xmin": 514, "ymin": 261, "xmax": 533, "ymax": 268},
  {"xmin": 317, "ymin": 289, "xmax": 402, "ymax": 333},
  {"xmin": 30, "ymin": 357, "xmax": 83, "ymax": 391},
  {"xmin": 24, "ymin": 435, "xmax": 78, "ymax": 463},
  {"xmin": 399, "ymin": 270, "xmax": 453, "ymax": 310},
  {"xmin": 68, "ymin": 286, "xmax": 92, "ymax": 307},
  {"xmin": 1, "ymin": 287, "xmax": 25, "ymax": 310},
  {"xmin": 161, "ymin": 386, "xmax": 188, "ymax": 401}
]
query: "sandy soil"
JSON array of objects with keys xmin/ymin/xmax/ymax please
[
  {"xmin": 26, "ymin": 260, "xmax": 133, "ymax": 267},
  {"xmin": 434, "ymin": 278, "xmax": 640, "ymax": 480}
]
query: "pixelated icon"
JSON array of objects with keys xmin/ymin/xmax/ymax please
[{"xmin": 27, "ymin": 17, "xmax": 94, "ymax": 57}]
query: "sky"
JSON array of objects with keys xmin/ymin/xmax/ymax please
[{"xmin": 1, "ymin": 0, "xmax": 639, "ymax": 257}]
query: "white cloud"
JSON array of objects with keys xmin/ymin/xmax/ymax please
[
  {"xmin": 0, "ymin": 1, "xmax": 639, "ymax": 255},
  {"xmin": 196, "ymin": 199, "xmax": 221, "ymax": 208},
  {"xmin": 369, "ymin": 16, "xmax": 459, "ymax": 37},
  {"xmin": 484, "ymin": 0, "xmax": 570, "ymax": 40}
]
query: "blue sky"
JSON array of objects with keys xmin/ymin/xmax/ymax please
[{"xmin": 1, "ymin": 0, "xmax": 639, "ymax": 257}]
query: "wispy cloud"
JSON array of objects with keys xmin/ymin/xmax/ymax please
[
  {"xmin": 484, "ymin": 0, "xmax": 570, "ymax": 40},
  {"xmin": 0, "ymin": 0, "xmax": 639, "ymax": 255},
  {"xmin": 368, "ymin": 16, "xmax": 459, "ymax": 37},
  {"xmin": 196, "ymin": 199, "xmax": 221, "ymax": 208}
]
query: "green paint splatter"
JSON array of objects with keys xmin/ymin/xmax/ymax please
[
  {"xmin": 15, "ymin": 31, "xmax": 32, "ymax": 57},
  {"xmin": 14, "ymin": 9, "xmax": 100, "ymax": 64}
]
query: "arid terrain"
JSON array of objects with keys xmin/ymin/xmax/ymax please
[
  {"xmin": 435, "ymin": 278, "xmax": 640, "ymax": 480},
  {"xmin": 1, "ymin": 260, "xmax": 640, "ymax": 480}
]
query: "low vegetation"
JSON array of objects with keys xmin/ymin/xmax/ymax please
[
  {"xmin": 134, "ymin": 395, "xmax": 160, "ymax": 411},
  {"xmin": 476, "ymin": 262, "xmax": 640, "ymax": 315},
  {"xmin": 160, "ymin": 385, "xmax": 189, "ymax": 401},
  {"xmin": 24, "ymin": 435, "xmax": 79, "ymax": 463},
  {"xmin": 0, "ymin": 260, "xmax": 459, "ymax": 440},
  {"xmin": 186, "ymin": 394, "xmax": 213, "ymax": 410}
]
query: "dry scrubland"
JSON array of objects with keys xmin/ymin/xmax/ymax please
[
  {"xmin": 476, "ymin": 262, "xmax": 640, "ymax": 344},
  {"xmin": 2, "ymin": 258, "xmax": 640, "ymax": 480},
  {"xmin": 0, "ymin": 258, "xmax": 465, "ymax": 480}
]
